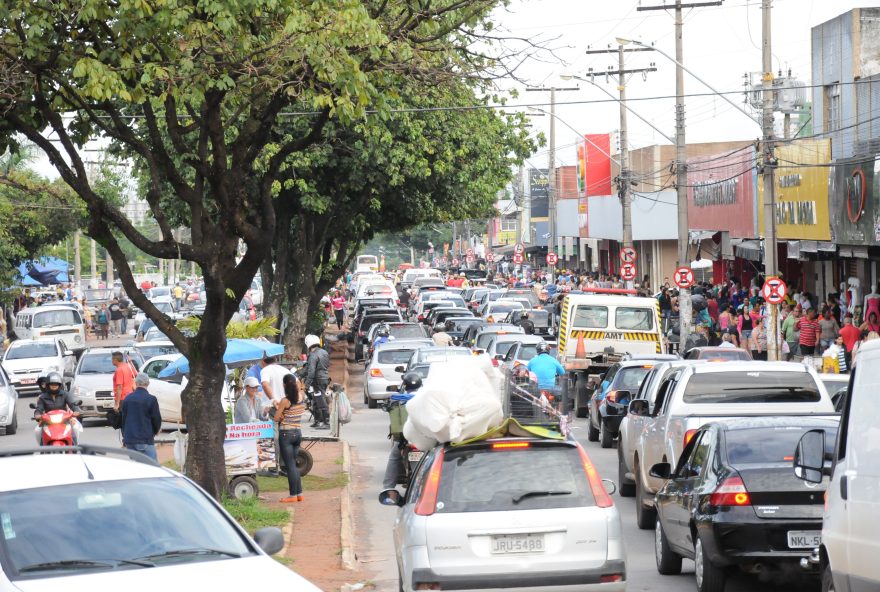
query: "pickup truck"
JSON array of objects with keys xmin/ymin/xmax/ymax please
[{"xmin": 621, "ymin": 360, "xmax": 836, "ymax": 530}]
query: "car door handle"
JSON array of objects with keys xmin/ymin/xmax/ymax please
[{"xmin": 840, "ymin": 475, "xmax": 848, "ymax": 500}]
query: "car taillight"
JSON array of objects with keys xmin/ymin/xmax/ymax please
[
  {"xmin": 414, "ymin": 449, "xmax": 445, "ymax": 516},
  {"xmin": 709, "ymin": 475, "xmax": 751, "ymax": 507},
  {"xmin": 418, "ymin": 314, "xmax": 424, "ymax": 321},
  {"xmin": 576, "ymin": 444, "xmax": 613, "ymax": 508},
  {"xmin": 683, "ymin": 429, "xmax": 697, "ymax": 448},
  {"xmin": 491, "ymin": 358, "xmax": 499, "ymax": 367},
  {"xmin": 600, "ymin": 574, "xmax": 624, "ymax": 583},
  {"xmin": 369, "ymin": 368, "xmax": 383, "ymax": 377}
]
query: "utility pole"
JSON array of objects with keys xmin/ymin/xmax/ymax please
[
  {"xmin": 638, "ymin": 0, "xmax": 722, "ymax": 351},
  {"xmin": 525, "ymin": 86, "xmax": 578, "ymax": 281},
  {"xmin": 73, "ymin": 229, "xmax": 82, "ymax": 290},
  {"xmin": 584, "ymin": 46, "xmax": 656, "ymax": 264},
  {"xmin": 90, "ymin": 238, "xmax": 97, "ymax": 287},
  {"xmin": 761, "ymin": 0, "xmax": 780, "ymax": 361}
]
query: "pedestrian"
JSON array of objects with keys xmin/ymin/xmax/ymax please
[
  {"xmin": 120, "ymin": 372, "xmax": 162, "ymax": 461},
  {"xmin": 119, "ymin": 292, "xmax": 131, "ymax": 335},
  {"xmin": 235, "ymin": 376, "xmax": 273, "ymax": 424},
  {"xmin": 96, "ymin": 304, "xmax": 110, "ymax": 339},
  {"xmin": 303, "ymin": 334, "xmax": 330, "ymax": 429},
  {"xmin": 260, "ymin": 356, "xmax": 292, "ymax": 405},
  {"xmin": 839, "ymin": 315, "xmax": 860, "ymax": 369},
  {"xmin": 274, "ymin": 373, "xmax": 306, "ymax": 503},
  {"xmin": 781, "ymin": 306, "xmax": 801, "ymax": 360},
  {"xmin": 173, "ymin": 284, "xmax": 184, "ymax": 311},
  {"xmin": 796, "ymin": 308, "xmax": 821, "ymax": 356},
  {"xmin": 108, "ymin": 297, "xmax": 123, "ymax": 337},
  {"xmin": 111, "ymin": 351, "xmax": 138, "ymax": 412},
  {"xmin": 330, "ymin": 290, "xmax": 346, "ymax": 329},
  {"xmin": 749, "ymin": 322, "xmax": 768, "ymax": 361},
  {"xmin": 818, "ymin": 308, "xmax": 840, "ymax": 351}
]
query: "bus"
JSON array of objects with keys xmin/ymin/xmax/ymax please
[{"xmin": 355, "ymin": 254, "xmax": 379, "ymax": 272}]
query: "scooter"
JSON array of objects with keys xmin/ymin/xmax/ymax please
[{"xmin": 29, "ymin": 403, "xmax": 80, "ymax": 446}]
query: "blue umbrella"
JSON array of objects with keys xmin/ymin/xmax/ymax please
[{"xmin": 158, "ymin": 338, "xmax": 285, "ymax": 378}]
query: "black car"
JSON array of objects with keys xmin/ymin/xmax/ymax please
[
  {"xmin": 652, "ymin": 417, "xmax": 838, "ymax": 592},
  {"xmin": 445, "ymin": 317, "xmax": 486, "ymax": 343},
  {"xmin": 427, "ymin": 308, "xmax": 475, "ymax": 328},
  {"xmin": 355, "ymin": 311, "xmax": 403, "ymax": 361}
]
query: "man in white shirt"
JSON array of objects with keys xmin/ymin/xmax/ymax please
[
  {"xmin": 260, "ymin": 356, "xmax": 292, "ymax": 405},
  {"xmin": 718, "ymin": 333, "xmax": 736, "ymax": 348}
]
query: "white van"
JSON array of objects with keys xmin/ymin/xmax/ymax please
[
  {"xmin": 400, "ymin": 267, "xmax": 441, "ymax": 288},
  {"xmin": 795, "ymin": 338, "xmax": 880, "ymax": 591},
  {"xmin": 14, "ymin": 305, "xmax": 87, "ymax": 352}
]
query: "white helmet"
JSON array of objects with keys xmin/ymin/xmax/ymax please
[{"xmin": 304, "ymin": 334, "xmax": 321, "ymax": 350}]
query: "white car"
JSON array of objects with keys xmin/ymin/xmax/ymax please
[
  {"xmin": 249, "ymin": 279, "xmax": 263, "ymax": 307},
  {"xmin": 364, "ymin": 341, "xmax": 432, "ymax": 408},
  {"xmin": 0, "ymin": 366, "xmax": 18, "ymax": 435},
  {"xmin": 71, "ymin": 348, "xmax": 146, "ymax": 419},
  {"xmin": 381, "ymin": 436, "xmax": 626, "ymax": 592},
  {"xmin": 1, "ymin": 338, "xmax": 77, "ymax": 394},
  {"xmin": 134, "ymin": 298, "xmax": 181, "ymax": 330},
  {"xmin": 0, "ymin": 448, "xmax": 321, "ymax": 590},
  {"xmin": 481, "ymin": 299, "xmax": 525, "ymax": 322},
  {"xmin": 141, "ymin": 355, "xmax": 234, "ymax": 423}
]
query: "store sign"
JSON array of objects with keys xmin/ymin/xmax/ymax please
[
  {"xmin": 775, "ymin": 201, "xmax": 817, "ymax": 226},
  {"xmin": 693, "ymin": 178, "xmax": 738, "ymax": 206},
  {"xmin": 687, "ymin": 146, "xmax": 757, "ymax": 238},
  {"xmin": 829, "ymin": 155, "xmax": 879, "ymax": 245},
  {"xmin": 529, "ymin": 168, "xmax": 550, "ymax": 218}
]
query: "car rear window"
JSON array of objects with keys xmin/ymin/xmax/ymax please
[
  {"xmin": 682, "ymin": 371, "xmax": 821, "ymax": 404},
  {"xmin": 378, "ymin": 349, "xmax": 419, "ymax": 364},
  {"xmin": 611, "ymin": 366, "xmax": 653, "ymax": 390},
  {"xmin": 516, "ymin": 343, "xmax": 557, "ymax": 361},
  {"xmin": 725, "ymin": 426, "xmax": 838, "ymax": 465},
  {"xmin": 494, "ymin": 341, "xmax": 519, "ymax": 357},
  {"xmin": 389, "ymin": 325, "xmax": 425, "ymax": 340},
  {"xmin": 435, "ymin": 445, "xmax": 594, "ymax": 512},
  {"xmin": 692, "ymin": 349, "xmax": 752, "ymax": 361}
]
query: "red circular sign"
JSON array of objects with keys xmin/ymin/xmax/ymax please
[
  {"xmin": 620, "ymin": 246, "xmax": 637, "ymax": 263},
  {"xmin": 762, "ymin": 277, "xmax": 787, "ymax": 304},
  {"xmin": 486, "ymin": 253, "xmax": 494, "ymax": 263},
  {"xmin": 674, "ymin": 267, "xmax": 694, "ymax": 288},
  {"xmin": 512, "ymin": 253, "xmax": 524, "ymax": 264},
  {"xmin": 547, "ymin": 252, "xmax": 558, "ymax": 265},
  {"xmin": 620, "ymin": 262, "xmax": 637, "ymax": 281},
  {"xmin": 514, "ymin": 243, "xmax": 525, "ymax": 255}
]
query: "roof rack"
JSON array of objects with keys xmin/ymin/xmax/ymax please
[{"xmin": 0, "ymin": 444, "xmax": 161, "ymax": 467}]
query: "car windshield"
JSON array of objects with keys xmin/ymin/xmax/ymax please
[
  {"xmin": 683, "ymin": 371, "xmax": 821, "ymax": 403},
  {"xmin": 615, "ymin": 307, "xmax": 654, "ymax": 331},
  {"xmin": 434, "ymin": 297, "xmax": 465, "ymax": 308},
  {"xmin": 137, "ymin": 345, "xmax": 180, "ymax": 359},
  {"xmin": 0, "ymin": 477, "xmax": 253, "ymax": 580},
  {"xmin": 489, "ymin": 303, "xmax": 523, "ymax": 315},
  {"xmin": 5, "ymin": 343, "xmax": 57, "ymax": 360},
  {"xmin": 725, "ymin": 425, "xmax": 838, "ymax": 465},
  {"xmin": 611, "ymin": 366, "xmax": 653, "ymax": 390},
  {"xmin": 435, "ymin": 445, "xmax": 595, "ymax": 513},
  {"xmin": 378, "ymin": 349, "xmax": 420, "ymax": 364},
  {"xmin": 505, "ymin": 291, "xmax": 539, "ymax": 306},
  {"xmin": 416, "ymin": 349, "xmax": 471, "ymax": 363},
  {"xmin": 32, "ymin": 309, "xmax": 81, "ymax": 328},
  {"xmin": 153, "ymin": 302, "xmax": 173, "ymax": 314},
  {"xmin": 388, "ymin": 325, "xmax": 425, "ymax": 340},
  {"xmin": 448, "ymin": 319, "xmax": 483, "ymax": 332},
  {"xmin": 77, "ymin": 354, "xmax": 135, "ymax": 375},
  {"xmin": 572, "ymin": 305, "xmax": 608, "ymax": 329}
]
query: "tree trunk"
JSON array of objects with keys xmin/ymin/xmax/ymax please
[
  {"xmin": 282, "ymin": 228, "xmax": 316, "ymax": 357},
  {"xmin": 262, "ymin": 201, "xmax": 293, "ymax": 325}
]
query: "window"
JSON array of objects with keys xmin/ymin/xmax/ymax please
[
  {"xmin": 674, "ymin": 432, "xmax": 703, "ymax": 478},
  {"xmin": 493, "ymin": 341, "xmax": 519, "ymax": 357},
  {"xmin": 33, "ymin": 309, "xmax": 81, "ymax": 329},
  {"xmin": 725, "ymin": 426, "xmax": 838, "ymax": 465},
  {"xmin": 572, "ymin": 305, "xmax": 608, "ymax": 328},
  {"xmin": 611, "ymin": 366, "xmax": 653, "ymax": 391},
  {"xmin": 388, "ymin": 325, "xmax": 426, "ymax": 340},
  {"xmin": 4, "ymin": 343, "xmax": 58, "ymax": 360},
  {"xmin": 825, "ymin": 83, "xmax": 841, "ymax": 132},
  {"xmin": 144, "ymin": 359, "xmax": 172, "ymax": 379},
  {"xmin": 615, "ymin": 307, "xmax": 654, "ymax": 331},
  {"xmin": 501, "ymin": 217, "xmax": 518, "ymax": 232},
  {"xmin": 682, "ymin": 371, "xmax": 820, "ymax": 404},
  {"xmin": 378, "ymin": 349, "xmax": 420, "ymax": 364}
]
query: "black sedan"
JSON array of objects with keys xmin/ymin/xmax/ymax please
[{"xmin": 651, "ymin": 417, "xmax": 838, "ymax": 592}]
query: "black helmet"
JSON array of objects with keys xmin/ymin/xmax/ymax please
[
  {"xmin": 520, "ymin": 311, "xmax": 530, "ymax": 320},
  {"xmin": 37, "ymin": 371, "xmax": 50, "ymax": 392},
  {"xmin": 536, "ymin": 341, "xmax": 549, "ymax": 354},
  {"xmin": 46, "ymin": 372, "xmax": 64, "ymax": 389},
  {"xmin": 444, "ymin": 319, "xmax": 456, "ymax": 332},
  {"xmin": 401, "ymin": 372, "xmax": 423, "ymax": 392},
  {"xmin": 376, "ymin": 324, "xmax": 390, "ymax": 337}
]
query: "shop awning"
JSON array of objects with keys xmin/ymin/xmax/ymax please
[{"xmin": 732, "ymin": 239, "xmax": 762, "ymax": 261}]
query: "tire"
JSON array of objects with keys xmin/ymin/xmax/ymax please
[
  {"xmin": 296, "ymin": 449, "xmax": 314, "ymax": 476},
  {"xmin": 587, "ymin": 420, "xmax": 600, "ymax": 442},
  {"xmin": 635, "ymin": 466, "xmax": 657, "ymax": 530},
  {"xmin": 6, "ymin": 411, "xmax": 17, "ymax": 435},
  {"xmin": 655, "ymin": 518, "xmax": 682, "ymax": 575},
  {"xmin": 618, "ymin": 446, "xmax": 635, "ymax": 497},
  {"xmin": 363, "ymin": 390, "xmax": 368, "ymax": 405},
  {"xmin": 575, "ymin": 375, "xmax": 589, "ymax": 418},
  {"xmin": 821, "ymin": 564, "xmax": 835, "ymax": 592},
  {"xmin": 228, "ymin": 475, "xmax": 259, "ymax": 500},
  {"xmin": 368, "ymin": 396, "xmax": 378, "ymax": 409},
  {"xmin": 600, "ymin": 419, "xmax": 614, "ymax": 448},
  {"xmin": 694, "ymin": 536, "xmax": 727, "ymax": 592}
]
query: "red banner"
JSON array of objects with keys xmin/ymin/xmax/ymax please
[{"xmin": 584, "ymin": 134, "xmax": 611, "ymax": 196}]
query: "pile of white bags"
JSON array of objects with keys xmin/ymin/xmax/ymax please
[{"xmin": 403, "ymin": 356, "xmax": 504, "ymax": 450}]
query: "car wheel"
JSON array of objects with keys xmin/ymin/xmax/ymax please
[
  {"xmin": 6, "ymin": 411, "xmax": 17, "ymax": 435},
  {"xmin": 587, "ymin": 419, "xmax": 600, "ymax": 442},
  {"xmin": 618, "ymin": 446, "xmax": 635, "ymax": 497},
  {"xmin": 635, "ymin": 466, "xmax": 656, "ymax": 530},
  {"xmin": 368, "ymin": 396, "xmax": 378, "ymax": 409},
  {"xmin": 600, "ymin": 419, "xmax": 614, "ymax": 449},
  {"xmin": 822, "ymin": 564, "xmax": 835, "ymax": 592},
  {"xmin": 655, "ymin": 518, "xmax": 682, "ymax": 575},
  {"xmin": 575, "ymin": 376, "xmax": 588, "ymax": 418},
  {"xmin": 363, "ymin": 390, "xmax": 368, "ymax": 405},
  {"xmin": 695, "ymin": 536, "xmax": 726, "ymax": 592}
]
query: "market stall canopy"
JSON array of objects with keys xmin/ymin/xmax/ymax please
[
  {"xmin": 17, "ymin": 257, "xmax": 71, "ymax": 286},
  {"xmin": 158, "ymin": 338, "xmax": 285, "ymax": 378}
]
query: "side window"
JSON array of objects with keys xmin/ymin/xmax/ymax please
[
  {"xmin": 504, "ymin": 345, "xmax": 518, "ymax": 362},
  {"xmin": 652, "ymin": 375, "xmax": 677, "ymax": 415},
  {"xmin": 689, "ymin": 431, "xmax": 713, "ymax": 479},
  {"xmin": 405, "ymin": 448, "xmax": 438, "ymax": 505},
  {"xmin": 674, "ymin": 433, "xmax": 702, "ymax": 478},
  {"xmin": 0, "ymin": 366, "xmax": 7, "ymax": 386},
  {"xmin": 836, "ymin": 367, "xmax": 857, "ymax": 462},
  {"xmin": 604, "ymin": 365, "xmax": 620, "ymax": 385},
  {"xmin": 635, "ymin": 372, "xmax": 653, "ymax": 400}
]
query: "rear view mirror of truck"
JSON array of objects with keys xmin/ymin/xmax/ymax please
[{"xmin": 793, "ymin": 429, "xmax": 827, "ymax": 484}]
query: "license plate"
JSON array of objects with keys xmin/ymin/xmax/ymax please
[
  {"xmin": 408, "ymin": 451, "xmax": 424, "ymax": 463},
  {"xmin": 101, "ymin": 401, "xmax": 115, "ymax": 409},
  {"xmin": 491, "ymin": 533, "xmax": 545, "ymax": 554},
  {"xmin": 20, "ymin": 378, "xmax": 37, "ymax": 385},
  {"xmin": 787, "ymin": 530, "xmax": 821, "ymax": 549}
]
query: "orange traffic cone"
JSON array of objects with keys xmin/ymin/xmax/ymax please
[{"xmin": 575, "ymin": 333, "xmax": 586, "ymax": 359}]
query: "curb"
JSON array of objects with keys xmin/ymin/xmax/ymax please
[
  {"xmin": 340, "ymin": 439, "xmax": 356, "ymax": 570},
  {"xmin": 279, "ymin": 507, "xmax": 296, "ymax": 557}
]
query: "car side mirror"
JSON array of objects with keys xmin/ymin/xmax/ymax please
[
  {"xmin": 628, "ymin": 399, "xmax": 649, "ymax": 416},
  {"xmin": 63, "ymin": 350, "xmax": 74, "ymax": 357},
  {"xmin": 649, "ymin": 462, "xmax": 672, "ymax": 480},
  {"xmin": 394, "ymin": 366, "xmax": 405, "ymax": 373},
  {"xmin": 794, "ymin": 429, "xmax": 828, "ymax": 484},
  {"xmin": 493, "ymin": 354, "xmax": 505, "ymax": 361},
  {"xmin": 253, "ymin": 527, "xmax": 285, "ymax": 555},
  {"xmin": 29, "ymin": 403, "xmax": 37, "ymax": 410},
  {"xmin": 379, "ymin": 489, "xmax": 404, "ymax": 507}
]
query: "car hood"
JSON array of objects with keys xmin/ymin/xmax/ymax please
[
  {"xmin": 10, "ymin": 555, "xmax": 320, "ymax": 591},
  {"xmin": 72, "ymin": 374, "xmax": 114, "ymax": 391},
  {"xmin": 2, "ymin": 358, "xmax": 60, "ymax": 373}
]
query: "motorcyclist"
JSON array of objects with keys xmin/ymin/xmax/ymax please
[
  {"xmin": 514, "ymin": 310, "xmax": 535, "ymax": 335},
  {"xmin": 303, "ymin": 334, "xmax": 331, "ymax": 429},
  {"xmin": 526, "ymin": 341, "xmax": 564, "ymax": 390},
  {"xmin": 34, "ymin": 372, "xmax": 82, "ymax": 444},
  {"xmin": 372, "ymin": 324, "xmax": 391, "ymax": 350},
  {"xmin": 432, "ymin": 322, "xmax": 453, "ymax": 347},
  {"xmin": 382, "ymin": 372, "xmax": 423, "ymax": 489}
]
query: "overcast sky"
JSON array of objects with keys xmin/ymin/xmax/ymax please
[{"xmin": 493, "ymin": 0, "xmax": 869, "ymax": 169}]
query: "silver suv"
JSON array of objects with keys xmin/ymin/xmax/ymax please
[{"xmin": 71, "ymin": 347, "xmax": 145, "ymax": 419}]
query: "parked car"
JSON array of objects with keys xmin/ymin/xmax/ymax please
[
  {"xmin": 1, "ymin": 337, "xmax": 77, "ymax": 394},
  {"xmin": 71, "ymin": 347, "xmax": 146, "ymax": 420},
  {"xmin": 471, "ymin": 325, "xmax": 525, "ymax": 352},
  {"xmin": 354, "ymin": 310, "xmax": 404, "ymax": 361},
  {"xmin": 364, "ymin": 341, "xmax": 433, "ymax": 408},
  {"xmin": 380, "ymin": 435, "xmax": 626, "ymax": 592},
  {"xmin": 654, "ymin": 417, "xmax": 838, "ymax": 592},
  {"xmin": 133, "ymin": 340, "xmax": 180, "ymax": 361},
  {"xmin": 0, "ymin": 365, "xmax": 18, "ymax": 435},
  {"xmin": 627, "ymin": 361, "xmax": 835, "ymax": 529}
]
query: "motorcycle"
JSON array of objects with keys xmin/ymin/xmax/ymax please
[
  {"xmin": 381, "ymin": 396, "xmax": 422, "ymax": 488},
  {"xmin": 29, "ymin": 403, "xmax": 80, "ymax": 446}
]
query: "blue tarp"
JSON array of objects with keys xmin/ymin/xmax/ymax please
[{"xmin": 17, "ymin": 257, "xmax": 71, "ymax": 286}]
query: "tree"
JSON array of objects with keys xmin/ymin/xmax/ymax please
[
  {"xmin": 0, "ymin": 0, "xmax": 524, "ymax": 497},
  {"xmin": 261, "ymin": 83, "xmax": 534, "ymax": 352}
]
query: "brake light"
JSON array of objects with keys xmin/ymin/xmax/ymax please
[
  {"xmin": 491, "ymin": 358, "xmax": 499, "ymax": 367},
  {"xmin": 414, "ymin": 449, "xmax": 445, "ymax": 516},
  {"xmin": 683, "ymin": 429, "xmax": 697, "ymax": 448},
  {"xmin": 418, "ymin": 314, "xmax": 424, "ymax": 321},
  {"xmin": 600, "ymin": 574, "xmax": 624, "ymax": 583},
  {"xmin": 369, "ymin": 368, "xmax": 383, "ymax": 377},
  {"xmin": 709, "ymin": 475, "xmax": 751, "ymax": 507},
  {"xmin": 576, "ymin": 444, "xmax": 613, "ymax": 508},
  {"xmin": 491, "ymin": 441, "xmax": 530, "ymax": 449}
]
